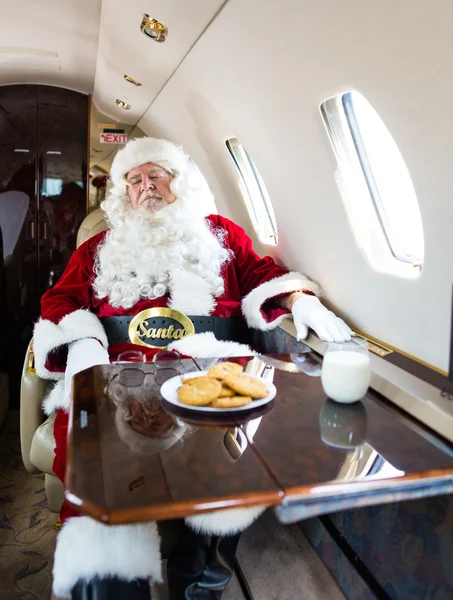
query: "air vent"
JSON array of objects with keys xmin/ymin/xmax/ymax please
[
  {"xmin": 0, "ymin": 47, "xmax": 60, "ymax": 72},
  {"xmin": 0, "ymin": 47, "xmax": 58, "ymax": 58}
]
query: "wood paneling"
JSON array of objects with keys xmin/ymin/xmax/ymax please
[{"xmin": 67, "ymin": 355, "xmax": 453, "ymax": 524}]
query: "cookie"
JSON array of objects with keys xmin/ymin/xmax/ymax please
[
  {"xmin": 223, "ymin": 373, "xmax": 268, "ymax": 399},
  {"xmin": 218, "ymin": 382, "xmax": 236, "ymax": 398},
  {"xmin": 182, "ymin": 376, "xmax": 220, "ymax": 386},
  {"xmin": 178, "ymin": 378, "xmax": 222, "ymax": 406},
  {"xmin": 207, "ymin": 361, "xmax": 244, "ymax": 380},
  {"xmin": 211, "ymin": 396, "xmax": 252, "ymax": 408}
]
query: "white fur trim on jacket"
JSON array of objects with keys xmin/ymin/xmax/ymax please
[
  {"xmin": 242, "ymin": 271, "xmax": 321, "ymax": 331},
  {"xmin": 185, "ymin": 505, "xmax": 267, "ymax": 536},
  {"xmin": 33, "ymin": 310, "xmax": 108, "ymax": 380},
  {"xmin": 168, "ymin": 332, "xmax": 255, "ymax": 358},
  {"xmin": 169, "ymin": 269, "xmax": 216, "ymax": 316},
  {"xmin": 52, "ymin": 516, "xmax": 162, "ymax": 599}
]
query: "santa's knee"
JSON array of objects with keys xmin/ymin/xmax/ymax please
[
  {"xmin": 52, "ymin": 516, "xmax": 162, "ymax": 599},
  {"xmin": 184, "ymin": 504, "xmax": 268, "ymax": 536}
]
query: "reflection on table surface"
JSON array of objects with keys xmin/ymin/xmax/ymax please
[{"xmin": 67, "ymin": 353, "xmax": 453, "ymax": 524}]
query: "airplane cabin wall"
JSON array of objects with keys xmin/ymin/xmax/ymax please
[{"xmin": 138, "ymin": 0, "xmax": 453, "ymax": 371}]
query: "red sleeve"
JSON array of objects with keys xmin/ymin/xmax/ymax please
[
  {"xmin": 209, "ymin": 215, "xmax": 289, "ymax": 295},
  {"xmin": 207, "ymin": 215, "xmax": 320, "ymax": 330},
  {"xmin": 40, "ymin": 233, "xmax": 102, "ymax": 323},
  {"xmin": 34, "ymin": 232, "xmax": 109, "ymax": 379}
]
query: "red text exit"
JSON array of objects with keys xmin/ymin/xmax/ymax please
[{"xmin": 100, "ymin": 133, "xmax": 128, "ymax": 144}]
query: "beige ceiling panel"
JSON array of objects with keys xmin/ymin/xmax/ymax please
[
  {"xmin": 0, "ymin": 53, "xmax": 61, "ymax": 73},
  {"xmin": 0, "ymin": 0, "xmax": 102, "ymax": 92},
  {"xmin": 92, "ymin": 0, "xmax": 225, "ymax": 123}
]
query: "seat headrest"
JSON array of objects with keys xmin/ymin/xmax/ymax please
[{"xmin": 76, "ymin": 209, "xmax": 107, "ymax": 248}]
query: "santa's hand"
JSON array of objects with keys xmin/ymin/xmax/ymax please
[
  {"xmin": 291, "ymin": 295, "xmax": 352, "ymax": 343},
  {"xmin": 64, "ymin": 338, "xmax": 110, "ymax": 404}
]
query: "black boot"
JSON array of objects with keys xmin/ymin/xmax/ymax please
[
  {"xmin": 71, "ymin": 576, "xmax": 152, "ymax": 599},
  {"xmin": 167, "ymin": 524, "xmax": 240, "ymax": 599}
]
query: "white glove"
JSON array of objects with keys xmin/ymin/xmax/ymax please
[
  {"xmin": 292, "ymin": 295, "xmax": 352, "ymax": 343},
  {"xmin": 64, "ymin": 338, "xmax": 110, "ymax": 404}
]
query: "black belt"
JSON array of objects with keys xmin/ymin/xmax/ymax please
[{"xmin": 101, "ymin": 315, "xmax": 250, "ymax": 346}]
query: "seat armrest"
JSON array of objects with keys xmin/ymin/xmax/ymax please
[
  {"xmin": 20, "ymin": 340, "xmax": 51, "ymax": 472},
  {"xmin": 30, "ymin": 412, "xmax": 57, "ymax": 474}
]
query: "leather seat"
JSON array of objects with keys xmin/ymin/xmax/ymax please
[
  {"xmin": 76, "ymin": 207, "xmax": 108, "ymax": 247},
  {"xmin": 20, "ymin": 208, "xmax": 107, "ymax": 511}
]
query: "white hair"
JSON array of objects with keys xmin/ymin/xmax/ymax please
[{"xmin": 93, "ymin": 175, "xmax": 232, "ymax": 309}]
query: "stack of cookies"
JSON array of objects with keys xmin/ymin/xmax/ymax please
[{"xmin": 178, "ymin": 362, "xmax": 268, "ymax": 408}]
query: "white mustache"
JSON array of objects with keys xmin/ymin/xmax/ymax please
[
  {"xmin": 138, "ymin": 192, "xmax": 167, "ymax": 213},
  {"xmin": 139, "ymin": 191, "xmax": 163, "ymax": 202}
]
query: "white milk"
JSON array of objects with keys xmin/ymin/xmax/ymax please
[{"xmin": 321, "ymin": 351, "xmax": 371, "ymax": 403}]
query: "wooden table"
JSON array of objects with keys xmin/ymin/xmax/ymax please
[{"xmin": 66, "ymin": 354, "xmax": 453, "ymax": 525}]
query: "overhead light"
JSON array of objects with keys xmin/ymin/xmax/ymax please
[
  {"xmin": 46, "ymin": 150, "xmax": 62, "ymax": 155},
  {"xmin": 97, "ymin": 123, "xmax": 116, "ymax": 129},
  {"xmin": 140, "ymin": 14, "xmax": 167, "ymax": 43},
  {"xmin": 14, "ymin": 148, "xmax": 30, "ymax": 153},
  {"xmin": 124, "ymin": 74, "xmax": 142, "ymax": 86},
  {"xmin": 116, "ymin": 99, "xmax": 131, "ymax": 110}
]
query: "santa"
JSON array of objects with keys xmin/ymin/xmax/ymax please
[{"xmin": 33, "ymin": 137, "xmax": 351, "ymax": 599}]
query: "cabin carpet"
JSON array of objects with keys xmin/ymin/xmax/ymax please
[
  {"xmin": 236, "ymin": 510, "xmax": 346, "ymax": 600},
  {"xmin": 0, "ymin": 411, "xmax": 58, "ymax": 600}
]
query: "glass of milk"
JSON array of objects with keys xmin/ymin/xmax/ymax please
[{"xmin": 321, "ymin": 340, "xmax": 371, "ymax": 403}]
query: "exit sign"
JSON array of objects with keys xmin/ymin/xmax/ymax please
[{"xmin": 100, "ymin": 133, "xmax": 128, "ymax": 144}]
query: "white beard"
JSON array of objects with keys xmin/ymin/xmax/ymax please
[{"xmin": 93, "ymin": 199, "xmax": 232, "ymax": 314}]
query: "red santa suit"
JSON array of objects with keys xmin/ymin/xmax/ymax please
[
  {"xmin": 34, "ymin": 213, "xmax": 317, "ymax": 518},
  {"xmin": 32, "ymin": 137, "xmax": 320, "ymax": 598}
]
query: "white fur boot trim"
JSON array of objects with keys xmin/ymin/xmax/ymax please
[
  {"xmin": 168, "ymin": 332, "xmax": 255, "ymax": 358},
  {"xmin": 242, "ymin": 271, "xmax": 321, "ymax": 331},
  {"xmin": 34, "ymin": 309, "xmax": 108, "ymax": 380},
  {"xmin": 52, "ymin": 516, "xmax": 162, "ymax": 599},
  {"xmin": 185, "ymin": 505, "xmax": 267, "ymax": 536}
]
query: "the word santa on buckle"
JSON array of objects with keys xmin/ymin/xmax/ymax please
[{"xmin": 128, "ymin": 308, "xmax": 195, "ymax": 349}]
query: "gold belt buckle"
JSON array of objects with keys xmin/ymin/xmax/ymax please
[{"xmin": 128, "ymin": 308, "xmax": 195, "ymax": 350}]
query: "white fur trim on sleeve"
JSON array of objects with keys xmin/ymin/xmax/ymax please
[
  {"xmin": 168, "ymin": 332, "xmax": 255, "ymax": 358},
  {"xmin": 52, "ymin": 516, "xmax": 162, "ymax": 599},
  {"xmin": 42, "ymin": 380, "xmax": 67, "ymax": 415},
  {"xmin": 242, "ymin": 271, "xmax": 321, "ymax": 331},
  {"xmin": 185, "ymin": 505, "xmax": 267, "ymax": 536},
  {"xmin": 33, "ymin": 310, "xmax": 108, "ymax": 380}
]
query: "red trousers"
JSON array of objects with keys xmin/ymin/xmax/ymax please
[{"xmin": 53, "ymin": 408, "xmax": 79, "ymax": 522}]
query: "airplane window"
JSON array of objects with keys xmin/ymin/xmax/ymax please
[
  {"xmin": 225, "ymin": 138, "xmax": 278, "ymax": 245},
  {"xmin": 321, "ymin": 91, "xmax": 424, "ymax": 277}
]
